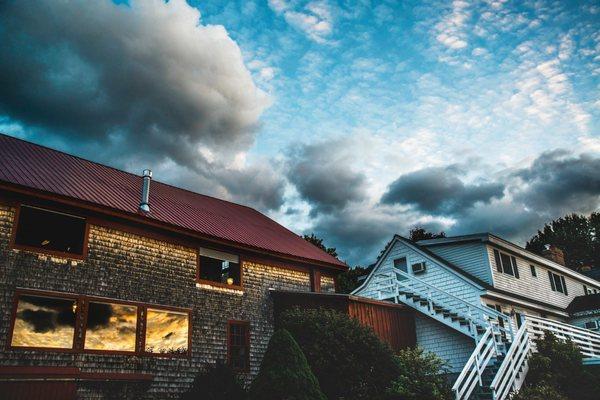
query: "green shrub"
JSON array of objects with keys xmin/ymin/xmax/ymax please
[
  {"xmin": 280, "ymin": 307, "xmax": 401, "ymax": 400},
  {"xmin": 249, "ymin": 329, "xmax": 325, "ymax": 400},
  {"xmin": 519, "ymin": 331, "xmax": 600, "ymax": 400},
  {"xmin": 511, "ymin": 385, "xmax": 567, "ymax": 400},
  {"xmin": 181, "ymin": 360, "xmax": 246, "ymax": 400},
  {"xmin": 385, "ymin": 347, "xmax": 452, "ymax": 400}
]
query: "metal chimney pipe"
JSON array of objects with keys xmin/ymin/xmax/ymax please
[{"xmin": 139, "ymin": 169, "xmax": 152, "ymax": 213}]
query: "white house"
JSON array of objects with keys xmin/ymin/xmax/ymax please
[{"xmin": 353, "ymin": 233, "xmax": 600, "ymax": 400}]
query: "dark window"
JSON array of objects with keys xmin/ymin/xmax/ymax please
[
  {"xmin": 11, "ymin": 294, "xmax": 77, "ymax": 349},
  {"xmin": 530, "ymin": 265, "xmax": 537, "ymax": 277},
  {"xmin": 228, "ymin": 321, "xmax": 250, "ymax": 371},
  {"xmin": 548, "ymin": 271, "xmax": 568, "ymax": 295},
  {"xmin": 84, "ymin": 302, "xmax": 137, "ymax": 352},
  {"xmin": 198, "ymin": 248, "xmax": 241, "ymax": 286},
  {"xmin": 145, "ymin": 309, "xmax": 189, "ymax": 354},
  {"xmin": 14, "ymin": 205, "xmax": 86, "ymax": 256},
  {"xmin": 584, "ymin": 285, "xmax": 588, "ymax": 295},
  {"xmin": 394, "ymin": 257, "xmax": 407, "ymax": 272},
  {"xmin": 494, "ymin": 249, "xmax": 519, "ymax": 278}
]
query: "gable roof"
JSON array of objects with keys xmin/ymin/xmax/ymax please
[
  {"xmin": 353, "ymin": 234, "xmax": 490, "ymax": 294},
  {"xmin": 0, "ymin": 134, "xmax": 346, "ymax": 269}
]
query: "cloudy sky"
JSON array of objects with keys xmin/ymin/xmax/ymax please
[{"xmin": 1, "ymin": 0, "xmax": 598, "ymax": 266}]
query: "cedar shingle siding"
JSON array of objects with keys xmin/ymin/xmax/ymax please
[{"xmin": 0, "ymin": 203, "xmax": 313, "ymax": 399}]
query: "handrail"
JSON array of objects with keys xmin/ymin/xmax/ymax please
[
  {"xmin": 362, "ymin": 268, "xmax": 512, "ymax": 334},
  {"xmin": 452, "ymin": 327, "xmax": 497, "ymax": 400},
  {"xmin": 526, "ymin": 315, "xmax": 600, "ymax": 358},
  {"xmin": 490, "ymin": 322, "xmax": 530, "ymax": 400}
]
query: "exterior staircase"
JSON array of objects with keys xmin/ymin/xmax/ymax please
[{"xmin": 354, "ymin": 267, "xmax": 600, "ymax": 399}]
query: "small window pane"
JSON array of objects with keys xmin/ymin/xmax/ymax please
[
  {"xmin": 11, "ymin": 295, "xmax": 76, "ymax": 349},
  {"xmin": 15, "ymin": 206, "xmax": 86, "ymax": 255},
  {"xmin": 145, "ymin": 309, "xmax": 189, "ymax": 354},
  {"xmin": 530, "ymin": 265, "xmax": 537, "ymax": 277},
  {"xmin": 84, "ymin": 302, "xmax": 137, "ymax": 351},
  {"xmin": 199, "ymin": 255, "xmax": 241, "ymax": 286}
]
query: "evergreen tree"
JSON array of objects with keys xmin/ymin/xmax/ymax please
[
  {"xmin": 249, "ymin": 329, "xmax": 325, "ymax": 400},
  {"xmin": 303, "ymin": 233, "xmax": 338, "ymax": 258}
]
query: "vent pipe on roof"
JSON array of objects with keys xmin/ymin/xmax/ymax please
[{"xmin": 139, "ymin": 169, "xmax": 152, "ymax": 213}]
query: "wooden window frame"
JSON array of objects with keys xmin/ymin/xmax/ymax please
[
  {"xmin": 196, "ymin": 249, "xmax": 244, "ymax": 290},
  {"xmin": 311, "ymin": 269, "xmax": 321, "ymax": 292},
  {"xmin": 7, "ymin": 289, "xmax": 192, "ymax": 358},
  {"xmin": 10, "ymin": 204, "xmax": 90, "ymax": 260},
  {"xmin": 227, "ymin": 320, "xmax": 250, "ymax": 372}
]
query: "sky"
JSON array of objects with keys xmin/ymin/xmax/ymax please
[{"xmin": 0, "ymin": 0, "xmax": 598, "ymax": 266}]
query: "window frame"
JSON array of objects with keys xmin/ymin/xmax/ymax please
[
  {"xmin": 7, "ymin": 289, "xmax": 192, "ymax": 358},
  {"xmin": 530, "ymin": 264, "xmax": 537, "ymax": 277},
  {"xmin": 493, "ymin": 249, "xmax": 520, "ymax": 278},
  {"xmin": 10, "ymin": 204, "xmax": 90, "ymax": 260},
  {"xmin": 227, "ymin": 320, "xmax": 250, "ymax": 372},
  {"xmin": 548, "ymin": 271, "xmax": 568, "ymax": 295},
  {"xmin": 196, "ymin": 248, "xmax": 243, "ymax": 290}
]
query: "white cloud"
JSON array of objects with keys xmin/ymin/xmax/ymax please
[{"xmin": 268, "ymin": 0, "xmax": 334, "ymax": 43}]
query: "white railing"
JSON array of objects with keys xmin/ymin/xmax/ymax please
[
  {"xmin": 452, "ymin": 327, "xmax": 497, "ymax": 400},
  {"xmin": 358, "ymin": 268, "xmax": 513, "ymax": 339},
  {"xmin": 490, "ymin": 323, "xmax": 531, "ymax": 400},
  {"xmin": 526, "ymin": 315, "xmax": 600, "ymax": 358}
]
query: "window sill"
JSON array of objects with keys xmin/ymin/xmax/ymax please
[
  {"xmin": 12, "ymin": 245, "xmax": 85, "ymax": 264},
  {"xmin": 195, "ymin": 281, "xmax": 244, "ymax": 295}
]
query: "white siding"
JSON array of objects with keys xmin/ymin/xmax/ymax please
[
  {"xmin": 380, "ymin": 240, "xmax": 484, "ymax": 308},
  {"xmin": 425, "ymin": 242, "xmax": 493, "ymax": 284},
  {"xmin": 415, "ymin": 314, "xmax": 475, "ymax": 373},
  {"xmin": 487, "ymin": 245, "xmax": 599, "ymax": 309}
]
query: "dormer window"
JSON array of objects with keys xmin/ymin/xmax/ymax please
[
  {"xmin": 13, "ymin": 205, "xmax": 87, "ymax": 258},
  {"xmin": 493, "ymin": 249, "xmax": 520, "ymax": 278},
  {"xmin": 197, "ymin": 248, "xmax": 241, "ymax": 288}
]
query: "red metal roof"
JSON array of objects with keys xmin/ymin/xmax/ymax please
[{"xmin": 0, "ymin": 134, "xmax": 346, "ymax": 269}]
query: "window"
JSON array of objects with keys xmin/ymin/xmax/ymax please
[
  {"xmin": 584, "ymin": 285, "xmax": 589, "ymax": 295},
  {"xmin": 145, "ymin": 309, "xmax": 189, "ymax": 355},
  {"xmin": 198, "ymin": 248, "xmax": 241, "ymax": 287},
  {"xmin": 84, "ymin": 302, "xmax": 137, "ymax": 352},
  {"xmin": 493, "ymin": 249, "xmax": 520, "ymax": 278},
  {"xmin": 13, "ymin": 205, "xmax": 87, "ymax": 256},
  {"xmin": 584, "ymin": 321, "xmax": 599, "ymax": 331},
  {"xmin": 228, "ymin": 321, "xmax": 250, "ymax": 371},
  {"xmin": 9, "ymin": 290, "xmax": 191, "ymax": 357},
  {"xmin": 548, "ymin": 271, "xmax": 568, "ymax": 295},
  {"xmin": 530, "ymin": 265, "xmax": 537, "ymax": 277},
  {"xmin": 394, "ymin": 257, "xmax": 407, "ymax": 273},
  {"xmin": 10, "ymin": 294, "xmax": 77, "ymax": 349}
]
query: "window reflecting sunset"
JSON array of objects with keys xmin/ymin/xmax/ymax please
[
  {"xmin": 11, "ymin": 295, "xmax": 76, "ymax": 348},
  {"xmin": 145, "ymin": 309, "xmax": 188, "ymax": 354},
  {"xmin": 84, "ymin": 302, "xmax": 137, "ymax": 351}
]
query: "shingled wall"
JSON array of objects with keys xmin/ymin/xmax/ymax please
[{"xmin": 0, "ymin": 203, "xmax": 313, "ymax": 399}]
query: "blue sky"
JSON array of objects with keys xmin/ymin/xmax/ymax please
[{"xmin": 0, "ymin": 0, "xmax": 598, "ymax": 265}]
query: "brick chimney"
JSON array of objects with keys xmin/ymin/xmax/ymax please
[{"xmin": 542, "ymin": 244, "xmax": 565, "ymax": 266}]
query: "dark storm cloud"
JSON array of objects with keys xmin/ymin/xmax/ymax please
[
  {"xmin": 0, "ymin": 0, "xmax": 284, "ymax": 210},
  {"xmin": 380, "ymin": 166, "xmax": 505, "ymax": 215},
  {"xmin": 287, "ymin": 140, "xmax": 368, "ymax": 215},
  {"xmin": 512, "ymin": 150, "xmax": 600, "ymax": 213},
  {"xmin": 18, "ymin": 296, "xmax": 76, "ymax": 333},
  {"xmin": 86, "ymin": 303, "xmax": 114, "ymax": 330}
]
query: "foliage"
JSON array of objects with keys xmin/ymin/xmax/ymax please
[
  {"xmin": 182, "ymin": 360, "xmax": 246, "ymax": 400},
  {"xmin": 303, "ymin": 233, "xmax": 339, "ymax": 258},
  {"xmin": 248, "ymin": 329, "xmax": 325, "ymax": 400},
  {"xmin": 280, "ymin": 307, "xmax": 401, "ymax": 400},
  {"xmin": 519, "ymin": 331, "xmax": 600, "ymax": 400},
  {"xmin": 335, "ymin": 264, "xmax": 373, "ymax": 293},
  {"xmin": 385, "ymin": 347, "xmax": 452, "ymax": 400},
  {"xmin": 526, "ymin": 212, "xmax": 600, "ymax": 271},
  {"xmin": 511, "ymin": 385, "xmax": 567, "ymax": 400},
  {"xmin": 408, "ymin": 227, "xmax": 447, "ymax": 242}
]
